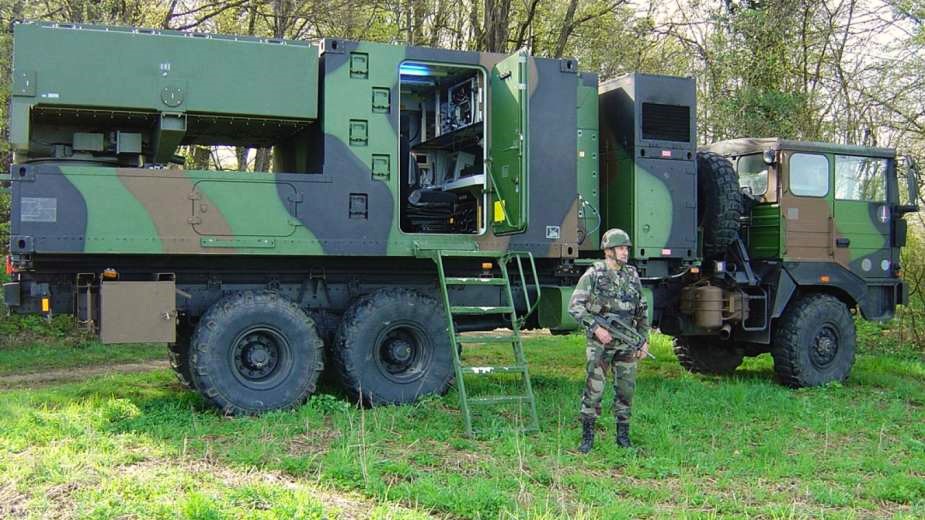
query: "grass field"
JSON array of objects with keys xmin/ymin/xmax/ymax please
[{"xmin": 0, "ymin": 330, "xmax": 923, "ymax": 518}]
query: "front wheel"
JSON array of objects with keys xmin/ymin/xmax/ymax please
[
  {"xmin": 333, "ymin": 289, "xmax": 453, "ymax": 405},
  {"xmin": 189, "ymin": 291, "xmax": 325, "ymax": 415},
  {"xmin": 772, "ymin": 294, "xmax": 856, "ymax": 387}
]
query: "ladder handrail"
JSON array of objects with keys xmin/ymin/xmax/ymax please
[{"xmin": 501, "ymin": 251, "xmax": 541, "ymax": 326}]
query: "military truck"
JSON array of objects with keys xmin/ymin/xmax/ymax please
[{"xmin": 2, "ymin": 22, "xmax": 917, "ymax": 421}]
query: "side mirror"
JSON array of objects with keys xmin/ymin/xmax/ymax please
[
  {"xmin": 762, "ymin": 149, "xmax": 778, "ymax": 165},
  {"xmin": 897, "ymin": 155, "xmax": 919, "ymax": 214}
]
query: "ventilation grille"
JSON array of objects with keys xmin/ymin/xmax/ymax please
[{"xmin": 641, "ymin": 103, "xmax": 690, "ymax": 143}]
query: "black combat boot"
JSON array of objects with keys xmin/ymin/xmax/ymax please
[
  {"xmin": 578, "ymin": 416, "xmax": 595, "ymax": 454},
  {"xmin": 615, "ymin": 421, "xmax": 632, "ymax": 448}
]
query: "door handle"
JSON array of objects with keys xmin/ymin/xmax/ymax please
[{"xmin": 836, "ymin": 238, "xmax": 850, "ymax": 248}]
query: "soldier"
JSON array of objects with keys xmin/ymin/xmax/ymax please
[{"xmin": 569, "ymin": 228, "xmax": 650, "ymax": 452}]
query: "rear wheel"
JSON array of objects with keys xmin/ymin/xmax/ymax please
[
  {"xmin": 333, "ymin": 289, "xmax": 453, "ymax": 405},
  {"xmin": 772, "ymin": 294, "xmax": 856, "ymax": 387},
  {"xmin": 674, "ymin": 336, "xmax": 745, "ymax": 375},
  {"xmin": 190, "ymin": 291, "xmax": 324, "ymax": 415}
]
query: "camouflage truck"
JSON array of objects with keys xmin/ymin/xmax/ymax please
[{"xmin": 1, "ymin": 22, "xmax": 917, "ymax": 418}]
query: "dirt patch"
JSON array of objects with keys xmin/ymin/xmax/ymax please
[
  {"xmin": 5, "ymin": 447, "xmax": 435, "ymax": 519},
  {"xmin": 462, "ymin": 329, "xmax": 552, "ymax": 339},
  {"xmin": 0, "ymin": 482, "xmax": 29, "ymax": 518},
  {"xmin": 119, "ymin": 457, "xmax": 434, "ymax": 519},
  {"xmin": 0, "ymin": 359, "xmax": 168, "ymax": 388}
]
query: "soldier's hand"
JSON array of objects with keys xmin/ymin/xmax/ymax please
[
  {"xmin": 635, "ymin": 341, "xmax": 650, "ymax": 360},
  {"xmin": 594, "ymin": 326, "xmax": 613, "ymax": 344}
]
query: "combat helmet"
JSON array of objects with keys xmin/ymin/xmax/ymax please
[{"xmin": 601, "ymin": 228, "xmax": 632, "ymax": 249}]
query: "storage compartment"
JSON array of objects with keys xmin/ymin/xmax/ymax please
[
  {"xmin": 399, "ymin": 62, "xmax": 486, "ymax": 234},
  {"xmin": 100, "ymin": 281, "xmax": 176, "ymax": 344}
]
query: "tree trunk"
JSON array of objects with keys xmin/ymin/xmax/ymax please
[{"xmin": 254, "ymin": 148, "xmax": 272, "ymax": 172}]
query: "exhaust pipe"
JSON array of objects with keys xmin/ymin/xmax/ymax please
[{"xmin": 718, "ymin": 324, "xmax": 732, "ymax": 340}]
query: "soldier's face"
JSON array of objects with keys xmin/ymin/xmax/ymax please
[{"xmin": 606, "ymin": 246, "xmax": 629, "ymax": 263}]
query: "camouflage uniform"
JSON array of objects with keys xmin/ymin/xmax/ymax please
[{"xmin": 569, "ymin": 260, "xmax": 649, "ymax": 424}]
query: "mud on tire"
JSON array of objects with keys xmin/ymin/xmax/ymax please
[
  {"xmin": 333, "ymin": 288, "xmax": 453, "ymax": 406},
  {"xmin": 189, "ymin": 291, "xmax": 324, "ymax": 415},
  {"xmin": 697, "ymin": 151, "xmax": 744, "ymax": 258},
  {"xmin": 167, "ymin": 320, "xmax": 196, "ymax": 389},
  {"xmin": 772, "ymin": 294, "xmax": 856, "ymax": 387},
  {"xmin": 674, "ymin": 336, "xmax": 745, "ymax": 375}
]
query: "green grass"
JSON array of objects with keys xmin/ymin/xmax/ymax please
[
  {"xmin": 0, "ymin": 314, "xmax": 165, "ymax": 375},
  {"xmin": 0, "ymin": 333, "xmax": 923, "ymax": 518},
  {"xmin": 0, "ymin": 341, "xmax": 166, "ymax": 376}
]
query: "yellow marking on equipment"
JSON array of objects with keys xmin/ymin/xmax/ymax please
[
  {"xmin": 493, "ymin": 200, "xmax": 506, "ymax": 223},
  {"xmin": 41, "ymin": 298, "xmax": 50, "ymax": 313}
]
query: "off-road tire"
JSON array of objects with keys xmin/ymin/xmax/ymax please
[
  {"xmin": 333, "ymin": 288, "xmax": 453, "ymax": 406},
  {"xmin": 772, "ymin": 294, "xmax": 856, "ymax": 387},
  {"xmin": 167, "ymin": 320, "xmax": 195, "ymax": 389},
  {"xmin": 673, "ymin": 336, "xmax": 745, "ymax": 375},
  {"xmin": 697, "ymin": 151, "xmax": 744, "ymax": 258},
  {"xmin": 189, "ymin": 291, "xmax": 324, "ymax": 415}
]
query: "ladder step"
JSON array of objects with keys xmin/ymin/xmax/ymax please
[
  {"xmin": 460, "ymin": 365, "xmax": 527, "ymax": 374},
  {"xmin": 450, "ymin": 305, "xmax": 514, "ymax": 315},
  {"xmin": 468, "ymin": 395, "xmax": 532, "ymax": 405},
  {"xmin": 444, "ymin": 277, "xmax": 507, "ymax": 286},
  {"xmin": 457, "ymin": 334, "xmax": 518, "ymax": 344}
]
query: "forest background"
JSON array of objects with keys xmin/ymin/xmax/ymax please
[{"xmin": 0, "ymin": 0, "xmax": 922, "ymax": 349}]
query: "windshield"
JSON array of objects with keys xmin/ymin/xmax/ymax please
[{"xmin": 737, "ymin": 154, "xmax": 768, "ymax": 196}]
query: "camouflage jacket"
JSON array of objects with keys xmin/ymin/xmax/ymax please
[{"xmin": 568, "ymin": 261, "xmax": 649, "ymax": 341}]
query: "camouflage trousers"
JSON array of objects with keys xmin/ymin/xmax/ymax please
[{"xmin": 580, "ymin": 340, "xmax": 637, "ymax": 423}]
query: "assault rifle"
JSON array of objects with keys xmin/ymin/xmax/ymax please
[{"xmin": 593, "ymin": 313, "xmax": 655, "ymax": 360}]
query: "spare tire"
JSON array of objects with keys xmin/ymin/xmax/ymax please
[{"xmin": 697, "ymin": 151, "xmax": 744, "ymax": 258}]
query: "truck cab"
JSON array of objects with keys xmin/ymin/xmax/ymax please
[{"xmin": 664, "ymin": 138, "xmax": 917, "ymax": 387}]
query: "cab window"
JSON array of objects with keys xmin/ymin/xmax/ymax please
[
  {"xmin": 835, "ymin": 155, "xmax": 886, "ymax": 201},
  {"xmin": 737, "ymin": 154, "xmax": 768, "ymax": 196},
  {"xmin": 789, "ymin": 153, "xmax": 829, "ymax": 197}
]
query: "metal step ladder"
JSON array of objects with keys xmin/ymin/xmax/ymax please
[{"xmin": 420, "ymin": 249, "xmax": 541, "ymax": 437}]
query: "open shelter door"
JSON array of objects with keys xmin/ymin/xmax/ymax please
[{"xmin": 489, "ymin": 49, "xmax": 529, "ymax": 235}]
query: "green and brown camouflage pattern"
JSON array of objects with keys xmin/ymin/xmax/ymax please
[
  {"xmin": 9, "ymin": 22, "xmax": 596, "ymax": 261},
  {"xmin": 580, "ymin": 343, "xmax": 637, "ymax": 422},
  {"xmin": 568, "ymin": 260, "xmax": 647, "ymax": 421},
  {"xmin": 705, "ymin": 138, "xmax": 899, "ymax": 278},
  {"xmin": 705, "ymin": 138, "xmax": 904, "ymax": 320},
  {"xmin": 597, "ymin": 74, "xmax": 699, "ymax": 270},
  {"xmin": 567, "ymin": 260, "xmax": 649, "ymax": 340}
]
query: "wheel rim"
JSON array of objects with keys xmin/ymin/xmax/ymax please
[
  {"xmin": 810, "ymin": 324, "xmax": 839, "ymax": 369},
  {"xmin": 373, "ymin": 321, "xmax": 432, "ymax": 384},
  {"xmin": 230, "ymin": 326, "xmax": 292, "ymax": 389}
]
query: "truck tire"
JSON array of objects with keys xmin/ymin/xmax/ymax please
[
  {"xmin": 333, "ymin": 288, "xmax": 453, "ymax": 406},
  {"xmin": 167, "ymin": 320, "xmax": 195, "ymax": 389},
  {"xmin": 673, "ymin": 336, "xmax": 745, "ymax": 375},
  {"xmin": 697, "ymin": 151, "xmax": 744, "ymax": 258},
  {"xmin": 771, "ymin": 294, "xmax": 856, "ymax": 387},
  {"xmin": 189, "ymin": 291, "xmax": 324, "ymax": 415}
]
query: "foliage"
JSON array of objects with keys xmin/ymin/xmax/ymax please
[
  {"xmin": 0, "ymin": 314, "xmax": 94, "ymax": 349},
  {"xmin": 0, "ymin": 334, "xmax": 921, "ymax": 517}
]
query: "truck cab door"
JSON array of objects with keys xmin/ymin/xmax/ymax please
[
  {"xmin": 833, "ymin": 155, "xmax": 893, "ymax": 279},
  {"xmin": 489, "ymin": 49, "xmax": 529, "ymax": 235},
  {"xmin": 780, "ymin": 152, "xmax": 833, "ymax": 261}
]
